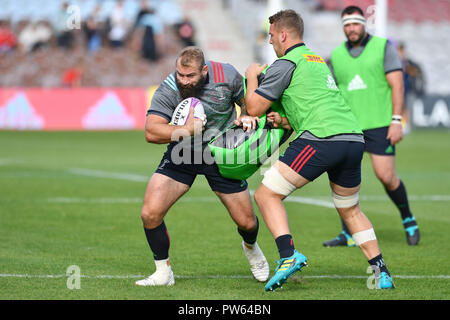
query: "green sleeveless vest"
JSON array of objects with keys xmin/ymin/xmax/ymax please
[
  {"xmin": 207, "ymin": 67, "xmax": 292, "ymax": 180},
  {"xmin": 279, "ymin": 45, "xmax": 362, "ymax": 138},
  {"xmin": 330, "ymin": 36, "xmax": 392, "ymax": 130}
]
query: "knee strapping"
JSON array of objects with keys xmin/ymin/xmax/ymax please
[
  {"xmin": 332, "ymin": 190, "xmax": 359, "ymax": 208},
  {"xmin": 352, "ymin": 228, "xmax": 377, "ymax": 246},
  {"xmin": 262, "ymin": 166, "xmax": 296, "ymax": 196}
]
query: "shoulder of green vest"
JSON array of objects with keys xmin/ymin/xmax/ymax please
[
  {"xmin": 330, "ymin": 42, "xmax": 347, "ymax": 61},
  {"xmin": 368, "ymin": 35, "xmax": 388, "ymax": 47},
  {"xmin": 280, "ymin": 46, "xmax": 302, "ymax": 60},
  {"xmin": 335, "ymin": 41, "xmax": 347, "ymax": 51},
  {"xmin": 281, "ymin": 45, "xmax": 323, "ymax": 64},
  {"xmin": 370, "ymin": 35, "xmax": 387, "ymax": 42},
  {"xmin": 279, "ymin": 54, "xmax": 297, "ymax": 66}
]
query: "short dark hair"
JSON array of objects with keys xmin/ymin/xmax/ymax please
[
  {"xmin": 176, "ymin": 46, "xmax": 205, "ymax": 71},
  {"xmin": 269, "ymin": 9, "xmax": 304, "ymax": 38},
  {"xmin": 341, "ymin": 5, "xmax": 364, "ymax": 17}
]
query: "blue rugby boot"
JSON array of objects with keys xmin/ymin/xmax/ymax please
[
  {"xmin": 322, "ymin": 231, "xmax": 356, "ymax": 247},
  {"xmin": 377, "ymin": 272, "xmax": 395, "ymax": 289},
  {"xmin": 403, "ymin": 216, "xmax": 420, "ymax": 245},
  {"xmin": 265, "ymin": 250, "xmax": 308, "ymax": 292}
]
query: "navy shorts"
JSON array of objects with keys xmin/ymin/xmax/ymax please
[
  {"xmin": 155, "ymin": 143, "xmax": 248, "ymax": 194},
  {"xmin": 363, "ymin": 126, "xmax": 396, "ymax": 156},
  {"xmin": 279, "ymin": 137, "xmax": 364, "ymax": 188}
]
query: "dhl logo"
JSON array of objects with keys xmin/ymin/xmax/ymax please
[{"xmin": 303, "ymin": 54, "xmax": 325, "ymax": 64}]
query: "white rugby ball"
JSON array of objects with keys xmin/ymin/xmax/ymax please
[{"xmin": 170, "ymin": 97, "xmax": 207, "ymax": 126}]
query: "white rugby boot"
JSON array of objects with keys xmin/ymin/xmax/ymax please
[
  {"xmin": 241, "ymin": 241, "xmax": 270, "ymax": 282},
  {"xmin": 135, "ymin": 259, "xmax": 175, "ymax": 286}
]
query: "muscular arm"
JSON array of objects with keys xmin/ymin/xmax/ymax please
[
  {"xmin": 145, "ymin": 113, "xmax": 199, "ymax": 144},
  {"xmin": 386, "ymin": 70, "xmax": 404, "ymax": 144},
  {"xmin": 245, "ymin": 88, "xmax": 273, "ymax": 117},
  {"xmin": 386, "ymin": 70, "xmax": 404, "ymax": 117},
  {"xmin": 245, "ymin": 60, "xmax": 295, "ymax": 118},
  {"xmin": 145, "ymin": 115, "xmax": 182, "ymax": 144},
  {"xmin": 244, "ymin": 64, "xmax": 274, "ymax": 117}
]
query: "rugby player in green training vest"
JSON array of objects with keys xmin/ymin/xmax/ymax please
[
  {"xmin": 324, "ymin": 5, "xmax": 420, "ymax": 248},
  {"xmin": 245, "ymin": 9, "xmax": 394, "ymax": 291}
]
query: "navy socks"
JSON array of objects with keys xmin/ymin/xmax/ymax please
[
  {"xmin": 275, "ymin": 234, "xmax": 295, "ymax": 259},
  {"xmin": 144, "ymin": 221, "xmax": 170, "ymax": 260}
]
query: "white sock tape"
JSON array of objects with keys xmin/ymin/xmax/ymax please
[
  {"xmin": 155, "ymin": 258, "xmax": 170, "ymax": 271},
  {"xmin": 262, "ymin": 166, "xmax": 296, "ymax": 196},
  {"xmin": 352, "ymin": 228, "xmax": 377, "ymax": 246}
]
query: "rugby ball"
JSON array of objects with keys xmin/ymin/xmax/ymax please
[{"xmin": 170, "ymin": 97, "xmax": 206, "ymax": 126}]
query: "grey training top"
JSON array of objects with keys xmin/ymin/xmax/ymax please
[{"xmin": 147, "ymin": 60, "xmax": 244, "ymax": 136}]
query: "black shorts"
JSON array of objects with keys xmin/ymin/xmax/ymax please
[
  {"xmin": 155, "ymin": 143, "xmax": 248, "ymax": 194},
  {"xmin": 363, "ymin": 126, "xmax": 396, "ymax": 156},
  {"xmin": 279, "ymin": 137, "xmax": 364, "ymax": 188}
]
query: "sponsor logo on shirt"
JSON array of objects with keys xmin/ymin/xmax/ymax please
[
  {"xmin": 303, "ymin": 54, "xmax": 325, "ymax": 64},
  {"xmin": 347, "ymin": 74, "xmax": 367, "ymax": 91},
  {"xmin": 327, "ymin": 75, "xmax": 339, "ymax": 90}
]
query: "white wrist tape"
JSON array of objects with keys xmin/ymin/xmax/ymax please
[
  {"xmin": 352, "ymin": 228, "xmax": 377, "ymax": 246},
  {"xmin": 262, "ymin": 166, "xmax": 296, "ymax": 196},
  {"xmin": 391, "ymin": 115, "xmax": 402, "ymax": 124},
  {"xmin": 331, "ymin": 191, "xmax": 359, "ymax": 208}
]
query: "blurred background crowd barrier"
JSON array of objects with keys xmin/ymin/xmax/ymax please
[{"xmin": 0, "ymin": 0, "xmax": 449, "ymax": 130}]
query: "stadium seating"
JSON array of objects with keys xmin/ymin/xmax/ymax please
[
  {"xmin": 227, "ymin": 0, "xmax": 450, "ymax": 95},
  {"xmin": 318, "ymin": 0, "xmax": 450, "ymax": 23},
  {"xmin": 0, "ymin": 0, "xmax": 184, "ymax": 88},
  {"xmin": 1, "ymin": 0, "xmax": 449, "ymax": 94},
  {"xmin": 312, "ymin": 0, "xmax": 450, "ymax": 94}
]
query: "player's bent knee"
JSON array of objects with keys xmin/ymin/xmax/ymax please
[
  {"xmin": 375, "ymin": 170, "xmax": 396, "ymax": 186},
  {"xmin": 140, "ymin": 206, "xmax": 152, "ymax": 223},
  {"xmin": 140, "ymin": 204, "xmax": 164, "ymax": 225},
  {"xmin": 239, "ymin": 216, "xmax": 258, "ymax": 232},
  {"xmin": 261, "ymin": 166, "xmax": 296, "ymax": 197},
  {"xmin": 233, "ymin": 207, "xmax": 257, "ymax": 231},
  {"xmin": 253, "ymin": 186, "xmax": 273, "ymax": 206},
  {"xmin": 352, "ymin": 228, "xmax": 377, "ymax": 246},
  {"xmin": 332, "ymin": 190, "xmax": 359, "ymax": 208},
  {"xmin": 253, "ymin": 188, "xmax": 265, "ymax": 205}
]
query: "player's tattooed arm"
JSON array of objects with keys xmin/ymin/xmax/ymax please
[{"xmin": 239, "ymin": 97, "xmax": 248, "ymax": 116}]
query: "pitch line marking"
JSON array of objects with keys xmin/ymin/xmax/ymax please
[
  {"xmin": 46, "ymin": 194, "xmax": 450, "ymax": 206},
  {"xmin": 46, "ymin": 197, "xmax": 218, "ymax": 204},
  {"xmin": 1, "ymin": 273, "xmax": 450, "ymax": 280},
  {"xmin": 65, "ymin": 168, "xmax": 450, "ymax": 209},
  {"xmin": 68, "ymin": 168, "xmax": 148, "ymax": 182}
]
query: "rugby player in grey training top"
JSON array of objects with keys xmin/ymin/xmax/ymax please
[{"xmin": 135, "ymin": 47, "xmax": 270, "ymax": 286}]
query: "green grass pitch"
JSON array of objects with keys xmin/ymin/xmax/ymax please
[{"xmin": 1, "ymin": 129, "xmax": 449, "ymax": 300}]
